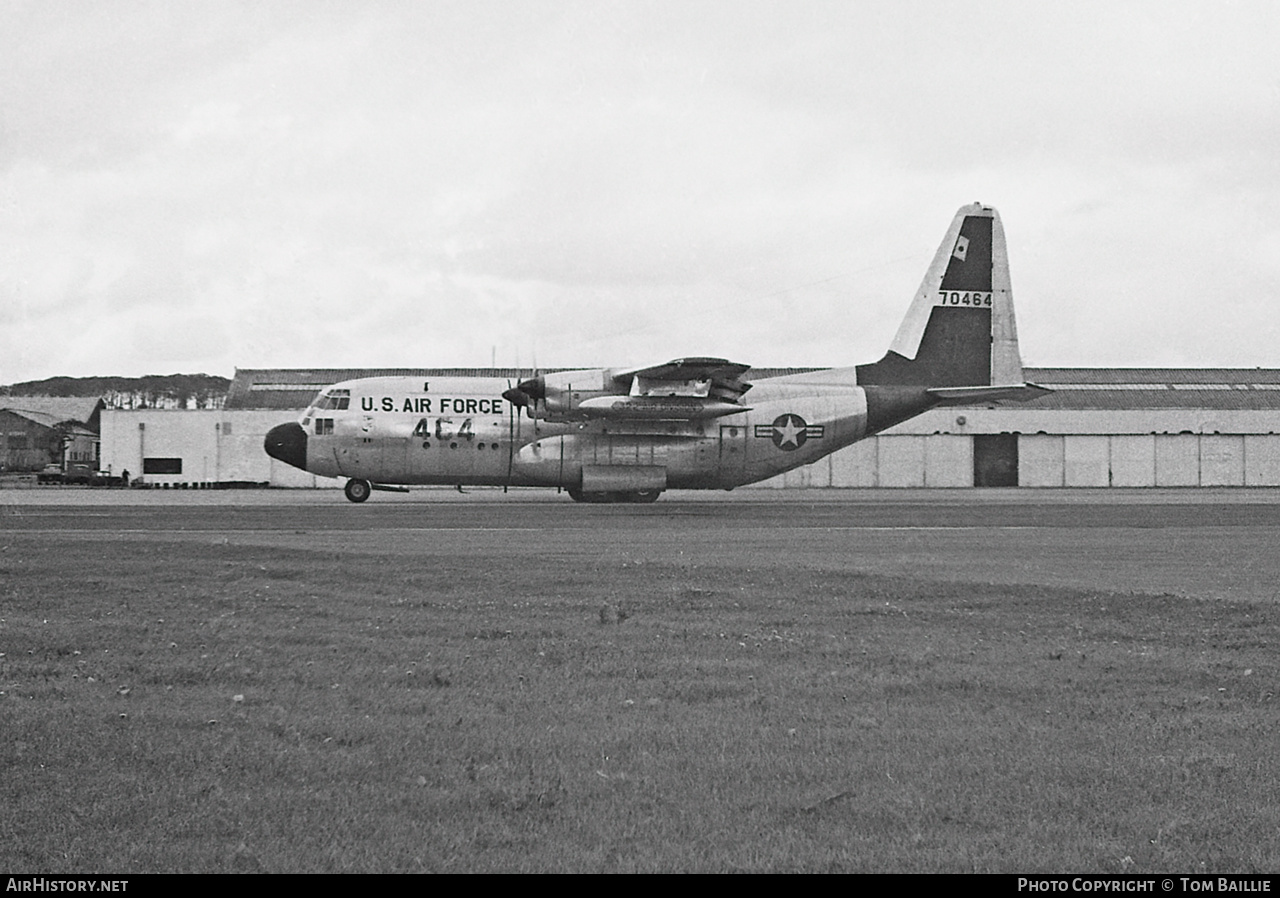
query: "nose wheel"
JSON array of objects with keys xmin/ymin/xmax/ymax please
[{"xmin": 344, "ymin": 478, "xmax": 371, "ymax": 503}]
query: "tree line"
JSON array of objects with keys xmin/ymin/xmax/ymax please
[{"xmin": 0, "ymin": 374, "xmax": 231, "ymax": 409}]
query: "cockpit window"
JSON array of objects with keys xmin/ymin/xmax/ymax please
[{"xmin": 311, "ymin": 388, "xmax": 351, "ymax": 411}]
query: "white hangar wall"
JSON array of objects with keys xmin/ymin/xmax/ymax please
[
  {"xmin": 100, "ymin": 409, "xmax": 342, "ymax": 488},
  {"xmin": 754, "ymin": 407, "xmax": 1280, "ymax": 489}
]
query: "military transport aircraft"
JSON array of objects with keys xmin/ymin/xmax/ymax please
[{"xmin": 264, "ymin": 203, "xmax": 1048, "ymax": 502}]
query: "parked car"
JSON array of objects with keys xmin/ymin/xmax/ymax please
[
  {"xmin": 37, "ymin": 463, "xmax": 119, "ymax": 486},
  {"xmin": 63, "ymin": 463, "xmax": 96, "ymax": 484}
]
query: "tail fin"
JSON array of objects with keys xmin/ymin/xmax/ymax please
[{"xmin": 857, "ymin": 203, "xmax": 1025, "ymax": 389}]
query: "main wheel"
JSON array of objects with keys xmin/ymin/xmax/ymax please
[
  {"xmin": 628, "ymin": 490, "xmax": 662, "ymax": 503},
  {"xmin": 568, "ymin": 489, "xmax": 661, "ymax": 503},
  {"xmin": 344, "ymin": 478, "xmax": 372, "ymax": 503},
  {"xmin": 567, "ymin": 490, "xmax": 620, "ymax": 503}
]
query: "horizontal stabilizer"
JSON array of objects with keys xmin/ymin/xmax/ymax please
[{"xmin": 926, "ymin": 383, "xmax": 1053, "ymax": 404}]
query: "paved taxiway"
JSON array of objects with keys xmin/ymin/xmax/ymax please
[{"xmin": 4, "ymin": 487, "xmax": 1280, "ymax": 604}]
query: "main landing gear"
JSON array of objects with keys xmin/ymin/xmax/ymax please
[
  {"xmin": 567, "ymin": 489, "xmax": 662, "ymax": 504},
  {"xmin": 344, "ymin": 478, "xmax": 371, "ymax": 503}
]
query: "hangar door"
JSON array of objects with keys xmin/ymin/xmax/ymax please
[{"xmin": 973, "ymin": 434, "xmax": 1018, "ymax": 487}]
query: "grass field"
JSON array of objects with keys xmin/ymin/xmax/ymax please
[{"xmin": 2, "ymin": 531, "xmax": 1278, "ymax": 872}]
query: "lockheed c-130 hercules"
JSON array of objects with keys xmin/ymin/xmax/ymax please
[{"xmin": 264, "ymin": 203, "xmax": 1048, "ymax": 502}]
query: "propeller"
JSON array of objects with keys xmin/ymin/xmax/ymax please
[
  {"xmin": 503, "ymin": 351, "xmax": 545, "ymax": 492},
  {"xmin": 505, "ymin": 376, "xmax": 517, "ymax": 493},
  {"xmin": 501, "ymin": 375, "xmax": 545, "ymax": 410}
]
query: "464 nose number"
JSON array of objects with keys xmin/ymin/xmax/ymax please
[{"xmin": 411, "ymin": 417, "xmax": 475, "ymax": 440}]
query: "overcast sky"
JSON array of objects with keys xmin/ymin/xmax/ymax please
[{"xmin": 2, "ymin": 0, "xmax": 1278, "ymax": 383}]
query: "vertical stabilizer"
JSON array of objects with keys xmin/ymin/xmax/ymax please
[{"xmin": 857, "ymin": 203, "xmax": 1024, "ymax": 387}]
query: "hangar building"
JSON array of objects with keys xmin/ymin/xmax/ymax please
[
  {"xmin": 98, "ymin": 367, "xmax": 1280, "ymax": 489},
  {"xmin": 1, "ymin": 397, "xmax": 105, "ymax": 473}
]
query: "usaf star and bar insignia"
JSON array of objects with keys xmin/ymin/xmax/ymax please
[{"xmin": 754, "ymin": 413, "xmax": 824, "ymax": 451}]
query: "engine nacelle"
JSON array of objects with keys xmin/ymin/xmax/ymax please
[{"xmin": 503, "ymin": 369, "xmax": 620, "ymax": 421}]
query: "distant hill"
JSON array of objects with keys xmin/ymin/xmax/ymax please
[{"xmin": 0, "ymin": 374, "xmax": 231, "ymax": 410}]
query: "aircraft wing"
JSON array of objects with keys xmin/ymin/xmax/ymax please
[
  {"xmin": 610, "ymin": 357, "xmax": 753, "ymax": 386},
  {"xmin": 580, "ymin": 357, "xmax": 754, "ymax": 420}
]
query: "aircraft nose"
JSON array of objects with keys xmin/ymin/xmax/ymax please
[{"xmin": 264, "ymin": 422, "xmax": 308, "ymax": 470}]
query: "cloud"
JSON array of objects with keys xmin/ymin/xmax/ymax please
[{"xmin": 2, "ymin": 1, "xmax": 1279, "ymax": 383}]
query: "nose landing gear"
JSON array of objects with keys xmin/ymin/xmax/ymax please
[{"xmin": 344, "ymin": 478, "xmax": 371, "ymax": 503}]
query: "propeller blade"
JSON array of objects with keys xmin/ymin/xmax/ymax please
[{"xmin": 515, "ymin": 375, "xmax": 546, "ymax": 401}]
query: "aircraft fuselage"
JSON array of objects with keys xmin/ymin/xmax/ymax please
[{"xmin": 282, "ymin": 372, "xmax": 875, "ymax": 492}]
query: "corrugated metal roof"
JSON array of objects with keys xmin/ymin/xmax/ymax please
[
  {"xmin": 0, "ymin": 396, "xmax": 104, "ymax": 429},
  {"xmin": 224, "ymin": 367, "xmax": 1280, "ymax": 412},
  {"xmin": 1026, "ymin": 367, "xmax": 1280, "ymax": 384},
  {"xmin": 0, "ymin": 408, "xmax": 64, "ymax": 429},
  {"xmin": 228, "ymin": 369, "xmax": 437, "ymax": 409},
  {"xmin": 1020, "ymin": 368, "xmax": 1280, "ymax": 410},
  {"xmin": 0, "ymin": 408, "xmax": 97, "ymax": 434}
]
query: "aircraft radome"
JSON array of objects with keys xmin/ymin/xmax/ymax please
[{"xmin": 265, "ymin": 203, "xmax": 1049, "ymax": 503}]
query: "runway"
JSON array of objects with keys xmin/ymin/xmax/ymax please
[{"xmin": 4, "ymin": 488, "xmax": 1279, "ymax": 604}]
